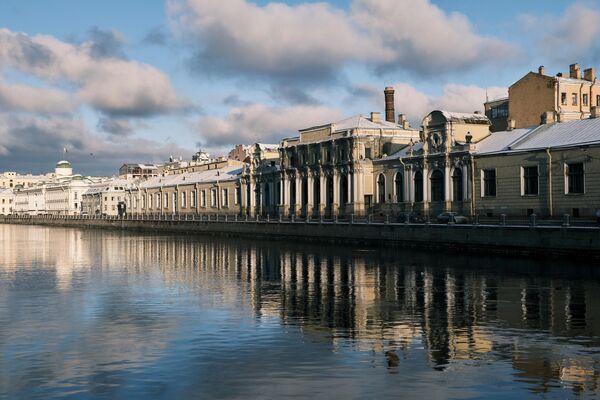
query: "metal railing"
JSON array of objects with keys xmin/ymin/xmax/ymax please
[{"xmin": 1, "ymin": 212, "xmax": 599, "ymax": 230}]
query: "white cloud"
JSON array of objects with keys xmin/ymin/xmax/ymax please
[
  {"xmin": 391, "ymin": 83, "xmax": 507, "ymax": 125},
  {"xmin": 520, "ymin": 3, "xmax": 600, "ymax": 64},
  {"xmin": 168, "ymin": 0, "xmax": 516, "ymax": 79},
  {"xmin": 0, "ymin": 77, "xmax": 75, "ymax": 114},
  {"xmin": 0, "ymin": 28, "xmax": 188, "ymax": 117},
  {"xmin": 195, "ymin": 103, "xmax": 343, "ymax": 146}
]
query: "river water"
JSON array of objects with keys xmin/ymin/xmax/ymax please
[{"xmin": 0, "ymin": 224, "xmax": 599, "ymax": 399}]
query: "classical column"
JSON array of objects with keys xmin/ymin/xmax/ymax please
[
  {"xmin": 404, "ymin": 168, "xmax": 411, "ymax": 203},
  {"xmin": 332, "ymin": 169, "xmax": 340, "ymax": 216},
  {"xmin": 248, "ymin": 179, "xmax": 255, "ymax": 217},
  {"xmin": 319, "ymin": 171, "xmax": 326, "ymax": 216},
  {"xmin": 295, "ymin": 172, "xmax": 302, "ymax": 215},
  {"xmin": 307, "ymin": 171, "xmax": 314, "ymax": 216},
  {"xmin": 444, "ymin": 162, "xmax": 451, "ymax": 211},
  {"xmin": 462, "ymin": 164, "xmax": 469, "ymax": 201},
  {"xmin": 422, "ymin": 164, "xmax": 429, "ymax": 216}
]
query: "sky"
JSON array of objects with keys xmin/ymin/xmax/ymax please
[{"xmin": 0, "ymin": 0, "xmax": 599, "ymax": 175}]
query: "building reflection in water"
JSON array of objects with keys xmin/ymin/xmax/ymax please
[{"xmin": 0, "ymin": 224, "xmax": 599, "ymax": 397}]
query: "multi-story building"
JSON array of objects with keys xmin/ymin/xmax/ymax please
[
  {"xmin": 0, "ymin": 188, "xmax": 15, "ymax": 215},
  {"xmin": 272, "ymin": 107, "xmax": 419, "ymax": 218},
  {"xmin": 134, "ymin": 161, "xmax": 244, "ymax": 217},
  {"xmin": 372, "ymin": 110, "xmax": 600, "ymax": 219},
  {"xmin": 509, "ymin": 64, "xmax": 600, "ymax": 129},
  {"xmin": 484, "ymin": 97, "xmax": 509, "ymax": 132},
  {"xmin": 118, "ymin": 164, "xmax": 161, "ymax": 180},
  {"xmin": 0, "ymin": 171, "xmax": 52, "ymax": 189},
  {"xmin": 82, "ymin": 178, "xmax": 133, "ymax": 216},
  {"xmin": 240, "ymin": 143, "xmax": 280, "ymax": 217}
]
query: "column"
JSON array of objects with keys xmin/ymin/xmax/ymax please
[
  {"xmin": 444, "ymin": 162, "xmax": 451, "ymax": 211},
  {"xmin": 422, "ymin": 165, "xmax": 429, "ymax": 216},
  {"xmin": 319, "ymin": 172, "xmax": 326, "ymax": 216},
  {"xmin": 249, "ymin": 179, "xmax": 255, "ymax": 217},
  {"xmin": 405, "ymin": 168, "xmax": 411, "ymax": 203},
  {"xmin": 347, "ymin": 172, "xmax": 353, "ymax": 204},
  {"xmin": 332, "ymin": 170, "xmax": 340, "ymax": 216},
  {"xmin": 307, "ymin": 172, "xmax": 314, "ymax": 216},
  {"xmin": 295, "ymin": 173, "xmax": 302, "ymax": 215},
  {"xmin": 462, "ymin": 164, "xmax": 469, "ymax": 201}
]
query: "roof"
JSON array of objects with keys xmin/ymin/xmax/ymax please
[
  {"xmin": 0, "ymin": 188, "xmax": 14, "ymax": 196},
  {"xmin": 139, "ymin": 165, "xmax": 243, "ymax": 189},
  {"xmin": 380, "ymin": 142, "xmax": 424, "ymax": 161},
  {"xmin": 475, "ymin": 117, "xmax": 600, "ymax": 155},
  {"xmin": 439, "ymin": 110, "xmax": 490, "ymax": 124},
  {"xmin": 300, "ymin": 114, "xmax": 416, "ymax": 133},
  {"xmin": 56, "ymin": 160, "xmax": 72, "ymax": 167}
]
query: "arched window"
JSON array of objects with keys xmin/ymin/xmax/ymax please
[
  {"xmin": 377, "ymin": 174, "xmax": 386, "ymax": 203},
  {"xmin": 395, "ymin": 172, "xmax": 403, "ymax": 203},
  {"xmin": 414, "ymin": 171, "xmax": 423, "ymax": 202},
  {"xmin": 452, "ymin": 168, "xmax": 463, "ymax": 201},
  {"xmin": 430, "ymin": 170, "xmax": 444, "ymax": 202}
]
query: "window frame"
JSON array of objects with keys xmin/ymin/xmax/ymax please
[
  {"xmin": 481, "ymin": 168, "xmax": 497, "ymax": 197},
  {"xmin": 521, "ymin": 165, "xmax": 539, "ymax": 196},
  {"xmin": 565, "ymin": 162, "xmax": 585, "ymax": 195}
]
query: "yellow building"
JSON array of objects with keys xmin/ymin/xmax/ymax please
[{"xmin": 509, "ymin": 64, "xmax": 600, "ymax": 129}]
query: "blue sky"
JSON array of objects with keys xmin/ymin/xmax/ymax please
[{"xmin": 0, "ymin": 0, "xmax": 599, "ymax": 175}]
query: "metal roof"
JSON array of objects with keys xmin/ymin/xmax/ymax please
[{"xmin": 139, "ymin": 165, "xmax": 243, "ymax": 189}]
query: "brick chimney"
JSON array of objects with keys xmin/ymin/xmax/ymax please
[
  {"xmin": 538, "ymin": 65, "xmax": 545, "ymax": 75},
  {"xmin": 584, "ymin": 68, "xmax": 596, "ymax": 82},
  {"xmin": 398, "ymin": 114, "xmax": 409, "ymax": 129},
  {"xmin": 370, "ymin": 112, "xmax": 381, "ymax": 123},
  {"xmin": 570, "ymin": 63, "xmax": 582, "ymax": 79},
  {"xmin": 384, "ymin": 87, "xmax": 395, "ymax": 123}
]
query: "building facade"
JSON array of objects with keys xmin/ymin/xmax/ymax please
[{"xmin": 0, "ymin": 188, "xmax": 14, "ymax": 215}]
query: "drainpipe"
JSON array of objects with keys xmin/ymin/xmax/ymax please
[
  {"xmin": 470, "ymin": 154, "xmax": 476, "ymax": 217},
  {"xmin": 546, "ymin": 148, "xmax": 553, "ymax": 217}
]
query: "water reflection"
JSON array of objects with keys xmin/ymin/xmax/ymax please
[{"xmin": 0, "ymin": 224, "xmax": 599, "ymax": 399}]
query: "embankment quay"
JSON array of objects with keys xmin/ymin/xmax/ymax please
[{"xmin": 2, "ymin": 214, "xmax": 599, "ymax": 260}]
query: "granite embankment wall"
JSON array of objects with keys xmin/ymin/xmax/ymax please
[{"xmin": 1, "ymin": 216, "xmax": 599, "ymax": 259}]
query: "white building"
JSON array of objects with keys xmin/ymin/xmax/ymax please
[
  {"xmin": 0, "ymin": 188, "xmax": 15, "ymax": 215},
  {"xmin": 0, "ymin": 171, "xmax": 52, "ymax": 189},
  {"xmin": 82, "ymin": 178, "xmax": 136, "ymax": 216}
]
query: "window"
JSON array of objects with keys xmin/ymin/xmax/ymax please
[
  {"xmin": 181, "ymin": 191, "xmax": 186, "ymax": 208},
  {"xmin": 172, "ymin": 193, "xmax": 177, "ymax": 210},
  {"xmin": 142, "ymin": 196, "xmax": 146, "ymax": 209},
  {"xmin": 235, "ymin": 187, "xmax": 241, "ymax": 205},
  {"xmin": 482, "ymin": 169, "xmax": 496, "ymax": 197},
  {"xmin": 583, "ymin": 94, "xmax": 588, "ymax": 106},
  {"xmin": 522, "ymin": 166, "xmax": 539, "ymax": 195},
  {"xmin": 597, "ymin": 95, "xmax": 600, "ymax": 106},
  {"xmin": 156, "ymin": 193, "xmax": 161, "ymax": 208},
  {"xmin": 211, "ymin": 189, "xmax": 217, "ymax": 207},
  {"xmin": 414, "ymin": 171, "xmax": 423, "ymax": 202},
  {"xmin": 430, "ymin": 170, "xmax": 444, "ymax": 202},
  {"xmin": 200, "ymin": 190, "xmax": 206, "ymax": 207},
  {"xmin": 572, "ymin": 93, "xmax": 578, "ymax": 106},
  {"xmin": 566, "ymin": 163, "xmax": 584, "ymax": 194},
  {"xmin": 377, "ymin": 174, "xmax": 386, "ymax": 203},
  {"xmin": 164, "ymin": 193, "xmax": 168, "ymax": 208},
  {"xmin": 191, "ymin": 191, "xmax": 196, "ymax": 208},
  {"xmin": 452, "ymin": 168, "xmax": 463, "ymax": 201},
  {"xmin": 148, "ymin": 195, "xmax": 152, "ymax": 209},
  {"xmin": 222, "ymin": 188, "xmax": 229, "ymax": 207},
  {"xmin": 561, "ymin": 92, "xmax": 567, "ymax": 105},
  {"xmin": 394, "ymin": 173, "xmax": 403, "ymax": 203}
]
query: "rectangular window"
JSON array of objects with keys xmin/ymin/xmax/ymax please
[
  {"xmin": 142, "ymin": 196, "xmax": 146, "ymax": 209},
  {"xmin": 597, "ymin": 95, "xmax": 600, "ymax": 106},
  {"xmin": 522, "ymin": 166, "xmax": 539, "ymax": 195},
  {"xmin": 181, "ymin": 191, "xmax": 186, "ymax": 208},
  {"xmin": 561, "ymin": 92, "xmax": 567, "ymax": 105},
  {"xmin": 173, "ymin": 193, "xmax": 177, "ymax": 210},
  {"xmin": 211, "ymin": 189, "xmax": 217, "ymax": 207},
  {"xmin": 235, "ymin": 187, "xmax": 241, "ymax": 205},
  {"xmin": 164, "ymin": 193, "xmax": 168, "ymax": 208},
  {"xmin": 583, "ymin": 93, "xmax": 588, "ymax": 106},
  {"xmin": 157, "ymin": 193, "xmax": 161, "ymax": 208},
  {"xmin": 191, "ymin": 191, "xmax": 196, "ymax": 208},
  {"xmin": 572, "ymin": 93, "xmax": 578, "ymax": 106},
  {"xmin": 200, "ymin": 190, "xmax": 206, "ymax": 207},
  {"xmin": 482, "ymin": 169, "xmax": 496, "ymax": 197},
  {"xmin": 148, "ymin": 195, "xmax": 152, "ymax": 209},
  {"xmin": 222, "ymin": 188, "xmax": 229, "ymax": 207},
  {"xmin": 566, "ymin": 163, "xmax": 584, "ymax": 194}
]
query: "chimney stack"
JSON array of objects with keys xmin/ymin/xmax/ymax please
[
  {"xmin": 584, "ymin": 68, "xmax": 596, "ymax": 82},
  {"xmin": 591, "ymin": 106, "xmax": 599, "ymax": 119},
  {"xmin": 398, "ymin": 114, "xmax": 409, "ymax": 129},
  {"xmin": 384, "ymin": 86, "xmax": 395, "ymax": 123},
  {"xmin": 570, "ymin": 63, "xmax": 581, "ymax": 79},
  {"xmin": 538, "ymin": 65, "xmax": 545, "ymax": 75},
  {"xmin": 370, "ymin": 112, "xmax": 381, "ymax": 123}
]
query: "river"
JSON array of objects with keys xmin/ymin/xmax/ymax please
[{"xmin": 0, "ymin": 224, "xmax": 599, "ymax": 399}]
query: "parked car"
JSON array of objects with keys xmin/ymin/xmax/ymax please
[
  {"xmin": 437, "ymin": 212, "xmax": 469, "ymax": 224},
  {"xmin": 396, "ymin": 212, "xmax": 424, "ymax": 223}
]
